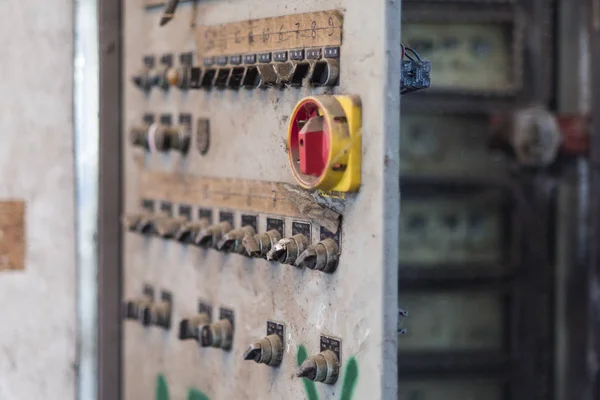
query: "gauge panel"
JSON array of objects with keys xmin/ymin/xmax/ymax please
[
  {"xmin": 401, "ymin": 114, "xmax": 507, "ymax": 178},
  {"xmin": 399, "ymin": 197, "xmax": 503, "ymax": 266},
  {"xmin": 398, "ymin": 292, "xmax": 505, "ymax": 351}
]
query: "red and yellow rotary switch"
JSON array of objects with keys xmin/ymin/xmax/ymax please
[{"xmin": 286, "ymin": 95, "xmax": 362, "ymax": 192}]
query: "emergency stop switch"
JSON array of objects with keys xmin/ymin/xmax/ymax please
[{"xmin": 287, "ymin": 95, "xmax": 362, "ymax": 192}]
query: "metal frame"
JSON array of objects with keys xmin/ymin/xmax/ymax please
[
  {"xmin": 402, "ymin": 0, "xmax": 554, "ymax": 113},
  {"xmin": 98, "ymin": 0, "xmax": 123, "ymax": 399},
  {"xmin": 584, "ymin": 2, "xmax": 600, "ymax": 397}
]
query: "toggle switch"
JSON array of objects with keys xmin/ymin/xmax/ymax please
[
  {"xmin": 122, "ymin": 211, "xmax": 153, "ymax": 233},
  {"xmin": 146, "ymin": 117, "xmax": 191, "ymax": 154},
  {"xmin": 125, "ymin": 211, "xmax": 158, "ymax": 235},
  {"xmin": 294, "ymin": 238, "xmax": 339, "ymax": 273},
  {"xmin": 176, "ymin": 219, "xmax": 210, "ymax": 244},
  {"xmin": 266, "ymin": 234, "xmax": 309, "ymax": 265},
  {"xmin": 199, "ymin": 308, "xmax": 234, "ymax": 350},
  {"xmin": 123, "ymin": 285, "xmax": 154, "ymax": 322},
  {"xmin": 153, "ymin": 54, "xmax": 174, "ymax": 91},
  {"xmin": 130, "ymin": 125, "xmax": 150, "ymax": 150},
  {"xmin": 296, "ymin": 349, "xmax": 339, "ymax": 384},
  {"xmin": 287, "ymin": 95, "xmax": 362, "ymax": 192},
  {"xmin": 178, "ymin": 302, "xmax": 212, "ymax": 341},
  {"xmin": 165, "ymin": 53, "xmax": 193, "ymax": 90},
  {"xmin": 154, "ymin": 214, "xmax": 188, "ymax": 239},
  {"xmin": 243, "ymin": 321, "xmax": 284, "ymax": 367},
  {"xmin": 199, "ymin": 68, "xmax": 217, "ymax": 89},
  {"xmin": 195, "ymin": 221, "xmax": 232, "ymax": 248},
  {"xmin": 217, "ymin": 225, "xmax": 255, "ymax": 254},
  {"xmin": 132, "ymin": 56, "xmax": 156, "ymax": 92},
  {"xmin": 141, "ymin": 291, "xmax": 172, "ymax": 330},
  {"xmin": 214, "ymin": 68, "xmax": 231, "ymax": 89},
  {"xmin": 296, "ymin": 335, "xmax": 341, "ymax": 385},
  {"xmin": 228, "ymin": 67, "xmax": 245, "ymax": 89},
  {"xmin": 309, "ymin": 59, "xmax": 340, "ymax": 87},
  {"xmin": 243, "ymin": 229, "xmax": 281, "ymax": 258}
]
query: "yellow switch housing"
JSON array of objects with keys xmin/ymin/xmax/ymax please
[{"xmin": 287, "ymin": 95, "xmax": 362, "ymax": 192}]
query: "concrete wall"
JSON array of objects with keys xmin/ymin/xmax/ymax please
[{"xmin": 0, "ymin": 1, "xmax": 76, "ymax": 399}]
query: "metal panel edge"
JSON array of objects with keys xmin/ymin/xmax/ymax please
[{"xmin": 98, "ymin": 0, "xmax": 123, "ymax": 398}]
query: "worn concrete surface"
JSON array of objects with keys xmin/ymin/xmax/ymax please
[{"xmin": 0, "ymin": 1, "xmax": 76, "ymax": 399}]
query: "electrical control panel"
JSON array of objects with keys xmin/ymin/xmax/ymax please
[{"xmin": 121, "ymin": 1, "xmax": 399, "ymax": 399}]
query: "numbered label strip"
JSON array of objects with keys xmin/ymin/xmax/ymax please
[
  {"xmin": 138, "ymin": 169, "xmax": 342, "ymax": 234},
  {"xmin": 195, "ymin": 10, "xmax": 343, "ymax": 58}
]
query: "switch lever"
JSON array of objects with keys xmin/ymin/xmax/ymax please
[
  {"xmin": 242, "ymin": 334, "xmax": 283, "ymax": 366},
  {"xmin": 266, "ymin": 234, "xmax": 309, "ymax": 265},
  {"xmin": 217, "ymin": 225, "xmax": 256, "ymax": 254},
  {"xmin": 243, "ymin": 229, "xmax": 282, "ymax": 258},
  {"xmin": 195, "ymin": 221, "xmax": 232, "ymax": 248},
  {"xmin": 296, "ymin": 349, "xmax": 339, "ymax": 384},
  {"xmin": 178, "ymin": 312, "xmax": 210, "ymax": 341},
  {"xmin": 295, "ymin": 238, "xmax": 339, "ymax": 273},
  {"xmin": 160, "ymin": 0, "xmax": 180, "ymax": 26}
]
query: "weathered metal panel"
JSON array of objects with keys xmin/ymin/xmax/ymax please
[{"xmin": 121, "ymin": 1, "xmax": 400, "ymax": 399}]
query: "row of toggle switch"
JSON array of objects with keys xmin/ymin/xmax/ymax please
[
  {"xmin": 123, "ymin": 287, "xmax": 342, "ymax": 384},
  {"xmin": 123, "ymin": 202, "xmax": 340, "ymax": 273},
  {"xmin": 132, "ymin": 48, "xmax": 339, "ymax": 92},
  {"xmin": 130, "ymin": 113, "xmax": 192, "ymax": 154}
]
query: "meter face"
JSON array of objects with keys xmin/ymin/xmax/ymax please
[
  {"xmin": 399, "ymin": 379, "xmax": 503, "ymax": 400},
  {"xmin": 398, "ymin": 292, "xmax": 505, "ymax": 351},
  {"xmin": 401, "ymin": 114, "xmax": 507, "ymax": 177},
  {"xmin": 403, "ymin": 22, "xmax": 514, "ymax": 91},
  {"xmin": 399, "ymin": 198, "xmax": 503, "ymax": 266}
]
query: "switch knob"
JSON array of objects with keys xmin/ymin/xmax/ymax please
[
  {"xmin": 178, "ymin": 312, "xmax": 210, "ymax": 341},
  {"xmin": 166, "ymin": 66, "xmax": 190, "ymax": 89},
  {"xmin": 141, "ymin": 298, "xmax": 172, "ymax": 329},
  {"xmin": 122, "ymin": 296, "xmax": 152, "ymax": 321},
  {"xmin": 146, "ymin": 123, "xmax": 191, "ymax": 154},
  {"xmin": 153, "ymin": 65, "xmax": 171, "ymax": 90},
  {"xmin": 132, "ymin": 67, "xmax": 155, "ymax": 91},
  {"xmin": 243, "ymin": 334, "xmax": 283, "ymax": 367},
  {"xmin": 154, "ymin": 215, "xmax": 188, "ymax": 239},
  {"xmin": 122, "ymin": 212, "xmax": 153, "ymax": 232},
  {"xmin": 168, "ymin": 123, "xmax": 191, "ymax": 154},
  {"xmin": 199, "ymin": 319, "xmax": 233, "ymax": 350},
  {"xmin": 130, "ymin": 124, "xmax": 151, "ymax": 149},
  {"xmin": 195, "ymin": 221, "xmax": 232, "ymax": 248},
  {"xmin": 243, "ymin": 229, "xmax": 282, "ymax": 258},
  {"xmin": 127, "ymin": 212, "xmax": 158, "ymax": 235},
  {"xmin": 175, "ymin": 219, "xmax": 210, "ymax": 244},
  {"xmin": 266, "ymin": 234, "xmax": 309, "ymax": 265},
  {"xmin": 296, "ymin": 349, "xmax": 339, "ymax": 384},
  {"xmin": 295, "ymin": 238, "xmax": 339, "ymax": 273},
  {"xmin": 217, "ymin": 225, "xmax": 256, "ymax": 254}
]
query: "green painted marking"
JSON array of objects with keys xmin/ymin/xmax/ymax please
[
  {"xmin": 297, "ymin": 345, "xmax": 319, "ymax": 400},
  {"xmin": 156, "ymin": 374, "xmax": 170, "ymax": 400},
  {"xmin": 188, "ymin": 388, "xmax": 211, "ymax": 400},
  {"xmin": 339, "ymin": 357, "xmax": 359, "ymax": 400}
]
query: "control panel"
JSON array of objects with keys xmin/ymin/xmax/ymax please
[{"xmin": 121, "ymin": 1, "xmax": 400, "ymax": 399}]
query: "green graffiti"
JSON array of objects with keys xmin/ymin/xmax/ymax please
[
  {"xmin": 188, "ymin": 388, "xmax": 211, "ymax": 400},
  {"xmin": 156, "ymin": 374, "xmax": 170, "ymax": 400},
  {"xmin": 297, "ymin": 345, "xmax": 320, "ymax": 400},
  {"xmin": 339, "ymin": 357, "xmax": 359, "ymax": 400}
]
